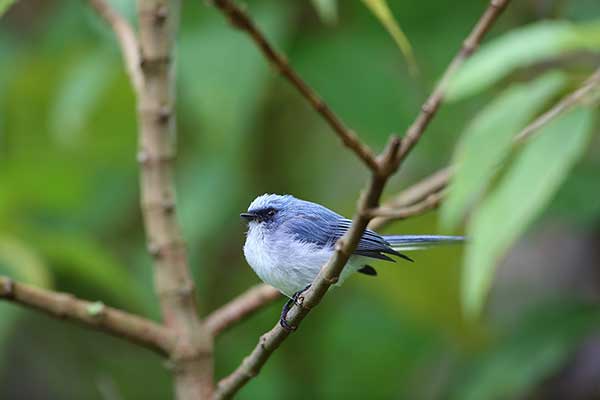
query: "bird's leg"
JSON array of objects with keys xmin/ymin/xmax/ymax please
[{"xmin": 279, "ymin": 284, "xmax": 311, "ymax": 331}]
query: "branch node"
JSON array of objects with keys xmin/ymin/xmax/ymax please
[
  {"xmin": 157, "ymin": 105, "xmax": 172, "ymax": 124},
  {"xmin": 154, "ymin": 4, "xmax": 169, "ymax": 24},
  {"xmin": 1, "ymin": 278, "xmax": 14, "ymax": 299},
  {"xmin": 86, "ymin": 301, "xmax": 107, "ymax": 318}
]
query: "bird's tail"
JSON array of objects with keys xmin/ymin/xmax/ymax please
[{"xmin": 383, "ymin": 235, "xmax": 464, "ymax": 251}]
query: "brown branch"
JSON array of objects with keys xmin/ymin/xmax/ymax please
[
  {"xmin": 214, "ymin": 1, "xmax": 512, "ymax": 395},
  {"xmin": 515, "ymin": 67, "xmax": 600, "ymax": 143},
  {"xmin": 368, "ymin": 190, "xmax": 444, "ymax": 220},
  {"xmin": 393, "ymin": 0, "xmax": 511, "ymax": 170},
  {"xmin": 89, "ymin": 0, "xmax": 143, "ymax": 92},
  {"xmin": 0, "ymin": 276, "xmax": 172, "ymax": 355},
  {"xmin": 206, "ymin": 284, "xmax": 281, "ymax": 337},
  {"xmin": 136, "ymin": 1, "xmax": 213, "ymax": 398},
  {"xmin": 370, "ymin": 167, "xmax": 452, "ymax": 231},
  {"xmin": 210, "ymin": 0, "xmax": 379, "ymax": 171}
]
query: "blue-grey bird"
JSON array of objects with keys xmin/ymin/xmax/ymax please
[{"xmin": 240, "ymin": 194, "xmax": 463, "ymax": 329}]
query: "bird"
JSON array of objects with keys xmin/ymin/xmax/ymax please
[{"xmin": 240, "ymin": 194, "xmax": 463, "ymax": 330}]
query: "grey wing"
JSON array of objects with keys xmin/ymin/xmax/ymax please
[
  {"xmin": 284, "ymin": 209, "xmax": 412, "ymax": 263},
  {"xmin": 334, "ymin": 219, "xmax": 413, "ymax": 262}
]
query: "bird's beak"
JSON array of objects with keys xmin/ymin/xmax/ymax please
[{"xmin": 240, "ymin": 212, "xmax": 257, "ymax": 221}]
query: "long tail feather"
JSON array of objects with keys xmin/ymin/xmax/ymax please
[{"xmin": 383, "ymin": 235, "xmax": 464, "ymax": 251}]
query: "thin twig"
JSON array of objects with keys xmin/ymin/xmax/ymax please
[
  {"xmin": 369, "ymin": 190, "xmax": 444, "ymax": 220},
  {"xmin": 213, "ymin": 1, "xmax": 512, "ymax": 395},
  {"xmin": 206, "ymin": 284, "xmax": 281, "ymax": 337},
  {"xmin": 210, "ymin": 0, "xmax": 379, "ymax": 171},
  {"xmin": 89, "ymin": 0, "xmax": 143, "ymax": 92},
  {"xmin": 136, "ymin": 1, "xmax": 213, "ymax": 398},
  {"xmin": 393, "ymin": 0, "xmax": 511, "ymax": 170},
  {"xmin": 0, "ymin": 276, "xmax": 172, "ymax": 355},
  {"xmin": 370, "ymin": 167, "xmax": 452, "ymax": 231},
  {"xmin": 515, "ymin": 67, "xmax": 600, "ymax": 142}
]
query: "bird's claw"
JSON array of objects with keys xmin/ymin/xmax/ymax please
[
  {"xmin": 278, "ymin": 285, "xmax": 311, "ymax": 332},
  {"xmin": 279, "ymin": 316, "xmax": 297, "ymax": 331}
]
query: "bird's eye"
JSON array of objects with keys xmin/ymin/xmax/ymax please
[{"xmin": 267, "ymin": 209, "xmax": 276, "ymax": 217}]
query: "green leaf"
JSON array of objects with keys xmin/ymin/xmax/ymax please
[
  {"xmin": 0, "ymin": 0, "xmax": 16, "ymax": 17},
  {"xmin": 447, "ymin": 19, "xmax": 600, "ymax": 100},
  {"xmin": 454, "ymin": 303, "xmax": 600, "ymax": 400},
  {"xmin": 0, "ymin": 235, "xmax": 52, "ymax": 287},
  {"xmin": 361, "ymin": 0, "xmax": 417, "ymax": 74},
  {"xmin": 311, "ymin": 0, "xmax": 337, "ymax": 25},
  {"xmin": 50, "ymin": 51, "xmax": 116, "ymax": 147},
  {"xmin": 31, "ymin": 231, "xmax": 147, "ymax": 310},
  {"xmin": 462, "ymin": 107, "xmax": 595, "ymax": 317},
  {"xmin": 441, "ymin": 72, "xmax": 567, "ymax": 230}
]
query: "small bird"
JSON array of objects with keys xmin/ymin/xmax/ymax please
[{"xmin": 241, "ymin": 194, "xmax": 463, "ymax": 330}]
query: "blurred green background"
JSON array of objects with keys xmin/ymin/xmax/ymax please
[{"xmin": 1, "ymin": 0, "xmax": 600, "ymax": 398}]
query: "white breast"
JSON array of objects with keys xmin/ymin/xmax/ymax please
[{"xmin": 243, "ymin": 223, "xmax": 365, "ymax": 297}]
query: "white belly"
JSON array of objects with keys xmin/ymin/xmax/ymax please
[{"xmin": 244, "ymin": 226, "xmax": 364, "ymax": 297}]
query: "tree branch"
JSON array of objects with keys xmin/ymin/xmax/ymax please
[
  {"xmin": 0, "ymin": 276, "xmax": 172, "ymax": 355},
  {"xmin": 393, "ymin": 0, "xmax": 511, "ymax": 170},
  {"xmin": 210, "ymin": 0, "xmax": 379, "ymax": 171},
  {"xmin": 370, "ymin": 167, "xmax": 452, "ymax": 231},
  {"xmin": 368, "ymin": 190, "xmax": 444, "ymax": 220},
  {"xmin": 515, "ymin": 67, "xmax": 600, "ymax": 143},
  {"xmin": 89, "ymin": 0, "xmax": 143, "ymax": 92},
  {"xmin": 205, "ymin": 284, "xmax": 281, "ymax": 337},
  {"xmin": 213, "ymin": 1, "xmax": 512, "ymax": 396},
  {"xmin": 136, "ymin": 1, "xmax": 213, "ymax": 398}
]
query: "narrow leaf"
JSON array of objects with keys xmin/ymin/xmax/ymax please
[
  {"xmin": 441, "ymin": 72, "xmax": 566, "ymax": 230},
  {"xmin": 463, "ymin": 107, "xmax": 595, "ymax": 317},
  {"xmin": 50, "ymin": 51, "xmax": 116, "ymax": 147},
  {"xmin": 447, "ymin": 19, "xmax": 600, "ymax": 100},
  {"xmin": 311, "ymin": 0, "xmax": 337, "ymax": 25},
  {"xmin": 0, "ymin": 0, "xmax": 16, "ymax": 17},
  {"xmin": 0, "ymin": 235, "xmax": 52, "ymax": 287},
  {"xmin": 361, "ymin": 0, "xmax": 417, "ymax": 74}
]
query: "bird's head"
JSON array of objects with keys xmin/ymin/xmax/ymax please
[{"xmin": 240, "ymin": 194, "xmax": 298, "ymax": 227}]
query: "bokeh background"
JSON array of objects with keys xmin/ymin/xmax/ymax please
[{"xmin": 1, "ymin": 0, "xmax": 600, "ymax": 399}]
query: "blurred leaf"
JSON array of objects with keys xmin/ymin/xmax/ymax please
[
  {"xmin": 0, "ymin": 235, "xmax": 52, "ymax": 287},
  {"xmin": 462, "ymin": 107, "xmax": 595, "ymax": 317},
  {"xmin": 447, "ymin": 19, "xmax": 600, "ymax": 100},
  {"xmin": 50, "ymin": 50, "xmax": 116, "ymax": 147},
  {"xmin": 0, "ymin": 0, "xmax": 16, "ymax": 17},
  {"xmin": 177, "ymin": 1, "xmax": 293, "ymax": 274},
  {"xmin": 31, "ymin": 231, "xmax": 147, "ymax": 309},
  {"xmin": 311, "ymin": 0, "xmax": 337, "ymax": 25},
  {"xmin": 0, "ymin": 235, "xmax": 53, "ymax": 365},
  {"xmin": 441, "ymin": 72, "xmax": 566, "ymax": 230},
  {"xmin": 361, "ymin": 0, "xmax": 417, "ymax": 74},
  {"xmin": 454, "ymin": 303, "xmax": 600, "ymax": 400}
]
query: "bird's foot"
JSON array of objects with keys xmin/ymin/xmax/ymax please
[{"xmin": 279, "ymin": 285, "xmax": 311, "ymax": 332}]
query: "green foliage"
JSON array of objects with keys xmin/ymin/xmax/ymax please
[
  {"xmin": 0, "ymin": 1, "xmax": 599, "ymax": 398},
  {"xmin": 454, "ymin": 303, "xmax": 600, "ymax": 400},
  {"xmin": 0, "ymin": 236, "xmax": 52, "ymax": 288},
  {"xmin": 463, "ymin": 107, "xmax": 595, "ymax": 317},
  {"xmin": 441, "ymin": 72, "xmax": 566, "ymax": 230},
  {"xmin": 447, "ymin": 19, "xmax": 600, "ymax": 100},
  {"xmin": 310, "ymin": 0, "xmax": 337, "ymax": 25},
  {"xmin": 361, "ymin": 0, "xmax": 417, "ymax": 74},
  {"xmin": 0, "ymin": 0, "xmax": 16, "ymax": 17}
]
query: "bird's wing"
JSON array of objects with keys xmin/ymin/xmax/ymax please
[
  {"xmin": 334, "ymin": 219, "xmax": 413, "ymax": 262},
  {"xmin": 284, "ymin": 211, "xmax": 411, "ymax": 262}
]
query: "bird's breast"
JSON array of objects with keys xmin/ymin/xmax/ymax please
[{"xmin": 243, "ymin": 226, "xmax": 334, "ymax": 296}]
